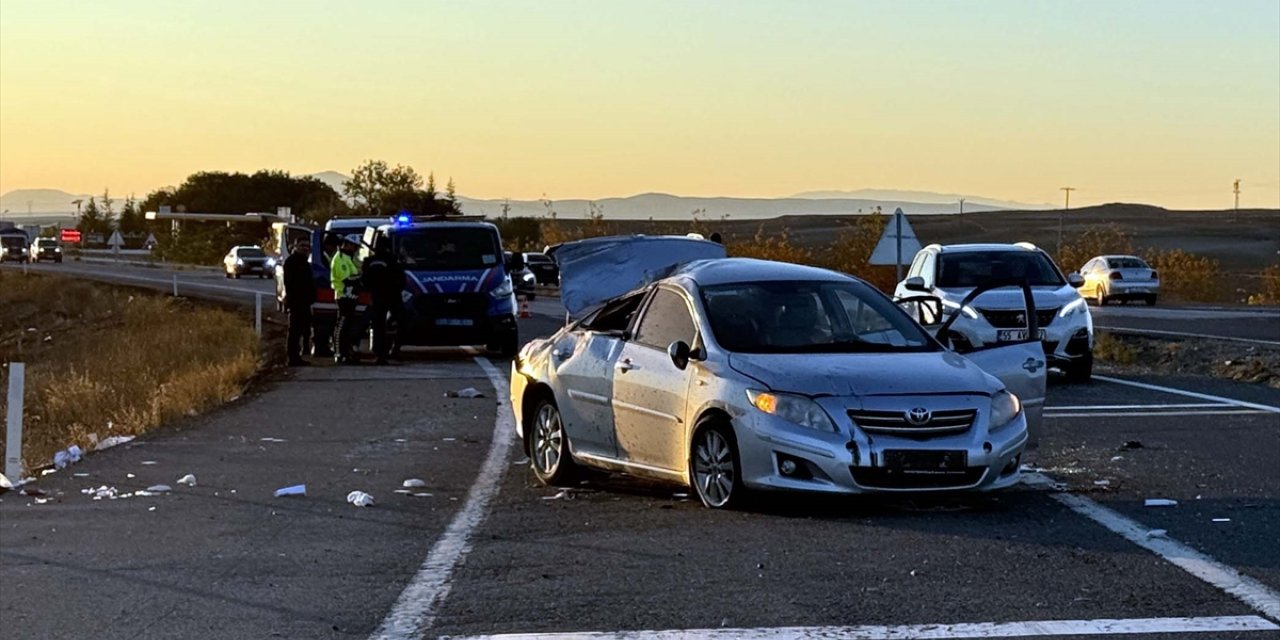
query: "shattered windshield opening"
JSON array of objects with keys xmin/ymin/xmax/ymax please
[{"xmin": 700, "ymin": 280, "xmax": 937, "ymax": 354}]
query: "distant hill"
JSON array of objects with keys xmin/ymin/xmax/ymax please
[
  {"xmin": 0, "ymin": 188, "xmax": 91, "ymax": 216},
  {"xmin": 308, "ymin": 171, "xmax": 350, "ymax": 194},
  {"xmin": 791, "ymin": 189, "xmax": 1051, "ymax": 211}
]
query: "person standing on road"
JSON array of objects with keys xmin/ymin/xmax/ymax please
[
  {"xmin": 330, "ymin": 236, "xmax": 362, "ymax": 364},
  {"xmin": 283, "ymin": 238, "xmax": 316, "ymax": 366},
  {"xmin": 312, "ymin": 234, "xmax": 342, "ymax": 358},
  {"xmin": 361, "ymin": 240, "xmax": 405, "ymax": 365}
]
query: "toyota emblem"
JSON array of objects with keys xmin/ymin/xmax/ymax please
[{"xmin": 905, "ymin": 407, "xmax": 932, "ymax": 425}]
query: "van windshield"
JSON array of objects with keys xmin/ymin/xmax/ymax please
[
  {"xmin": 2, "ymin": 236, "xmax": 26, "ymax": 247},
  {"xmin": 396, "ymin": 227, "xmax": 501, "ymax": 270}
]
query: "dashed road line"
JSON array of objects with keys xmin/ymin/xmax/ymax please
[
  {"xmin": 442, "ymin": 615, "xmax": 1278, "ymax": 639},
  {"xmin": 369, "ymin": 357, "xmax": 516, "ymax": 640}
]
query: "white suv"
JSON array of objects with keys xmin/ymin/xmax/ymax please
[{"xmin": 894, "ymin": 243, "xmax": 1093, "ymax": 382}]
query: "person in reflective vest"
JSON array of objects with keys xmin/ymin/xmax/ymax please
[{"xmin": 330, "ymin": 236, "xmax": 362, "ymax": 364}]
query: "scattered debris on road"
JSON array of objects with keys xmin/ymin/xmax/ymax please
[
  {"xmin": 274, "ymin": 484, "xmax": 306, "ymax": 497},
  {"xmin": 1144, "ymin": 498, "xmax": 1178, "ymax": 507},
  {"xmin": 346, "ymin": 490, "xmax": 375, "ymax": 507},
  {"xmin": 94, "ymin": 435, "xmax": 135, "ymax": 451},
  {"xmin": 1213, "ymin": 518, "xmax": 1232, "ymax": 523},
  {"xmin": 82, "ymin": 485, "xmax": 118, "ymax": 500},
  {"xmin": 0, "ymin": 472, "xmax": 12, "ymax": 492},
  {"xmin": 402, "ymin": 478, "xmax": 428, "ymax": 488},
  {"xmin": 1093, "ymin": 480, "xmax": 1111, "ymax": 486},
  {"xmin": 445, "ymin": 387, "xmax": 485, "ymax": 398},
  {"xmin": 542, "ymin": 489, "xmax": 575, "ymax": 501},
  {"xmin": 53, "ymin": 445, "xmax": 84, "ymax": 469},
  {"xmin": 141, "ymin": 461, "xmax": 158, "ymax": 466},
  {"xmin": 177, "ymin": 474, "xmax": 197, "ymax": 487},
  {"xmin": 260, "ymin": 437, "xmax": 287, "ymax": 443},
  {"xmin": 146, "ymin": 484, "xmax": 173, "ymax": 493}
]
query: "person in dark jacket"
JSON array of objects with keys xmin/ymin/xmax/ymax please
[
  {"xmin": 282, "ymin": 238, "xmax": 316, "ymax": 366},
  {"xmin": 311, "ymin": 234, "xmax": 342, "ymax": 357},
  {"xmin": 361, "ymin": 240, "xmax": 405, "ymax": 365}
]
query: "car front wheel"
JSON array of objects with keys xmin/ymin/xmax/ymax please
[
  {"xmin": 1065, "ymin": 352, "xmax": 1094, "ymax": 383},
  {"xmin": 530, "ymin": 398, "xmax": 576, "ymax": 486},
  {"xmin": 690, "ymin": 420, "xmax": 747, "ymax": 509}
]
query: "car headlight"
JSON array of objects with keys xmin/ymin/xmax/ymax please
[
  {"xmin": 942, "ymin": 300, "xmax": 980, "ymax": 319},
  {"xmin": 54, "ymin": 247, "xmax": 62, "ymax": 252},
  {"xmin": 235, "ymin": 258, "xmax": 244, "ymax": 266},
  {"xmin": 746, "ymin": 390, "xmax": 837, "ymax": 432},
  {"xmin": 989, "ymin": 390, "xmax": 1022, "ymax": 430},
  {"xmin": 521, "ymin": 272, "xmax": 536, "ymax": 284},
  {"xmin": 266, "ymin": 258, "xmax": 277, "ymax": 268},
  {"xmin": 1058, "ymin": 297, "xmax": 1087, "ymax": 318},
  {"xmin": 491, "ymin": 276, "xmax": 514, "ymax": 299}
]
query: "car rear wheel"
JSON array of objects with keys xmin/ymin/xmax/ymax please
[
  {"xmin": 530, "ymin": 399, "xmax": 576, "ymax": 486},
  {"xmin": 1094, "ymin": 287, "xmax": 1107, "ymax": 306},
  {"xmin": 1145, "ymin": 295, "xmax": 1158, "ymax": 306},
  {"xmin": 690, "ymin": 420, "xmax": 747, "ymax": 509}
]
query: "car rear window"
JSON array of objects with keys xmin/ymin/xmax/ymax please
[
  {"xmin": 1107, "ymin": 257, "xmax": 1149, "ymax": 269},
  {"xmin": 238, "ymin": 248, "xmax": 266, "ymax": 257}
]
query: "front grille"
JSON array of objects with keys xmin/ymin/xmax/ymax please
[
  {"xmin": 848, "ymin": 409, "xmax": 977, "ymax": 436},
  {"xmin": 851, "ymin": 467, "xmax": 986, "ymax": 490},
  {"xmin": 415, "ymin": 292, "xmax": 489, "ymax": 319},
  {"xmin": 978, "ymin": 307, "xmax": 1059, "ymax": 328}
]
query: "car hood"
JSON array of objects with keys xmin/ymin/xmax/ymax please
[
  {"xmin": 937, "ymin": 285, "xmax": 1077, "ymax": 310},
  {"xmin": 727, "ymin": 351, "xmax": 997, "ymax": 397},
  {"xmin": 552, "ymin": 235, "xmax": 726, "ymax": 319}
]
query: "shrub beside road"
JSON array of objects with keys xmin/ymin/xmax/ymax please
[{"xmin": 0, "ymin": 274, "xmax": 260, "ymax": 472}]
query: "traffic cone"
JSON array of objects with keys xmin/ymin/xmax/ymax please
[{"xmin": 519, "ymin": 295, "xmax": 532, "ymax": 319}]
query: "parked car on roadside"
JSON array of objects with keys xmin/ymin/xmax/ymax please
[
  {"xmin": 506, "ymin": 251, "xmax": 538, "ymax": 300},
  {"xmin": 893, "ymin": 242, "xmax": 1094, "ymax": 382},
  {"xmin": 1080, "ymin": 255, "xmax": 1159, "ymax": 306},
  {"xmin": 511, "ymin": 235, "xmax": 1046, "ymax": 509},
  {"xmin": 524, "ymin": 252, "xmax": 559, "ymax": 285},
  {"xmin": 223, "ymin": 245, "xmax": 275, "ymax": 279},
  {"xmin": 29, "ymin": 238, "xmax": 63, "ymax": 263}
]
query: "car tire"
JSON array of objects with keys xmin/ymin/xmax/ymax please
[
  {"xmin": 529, "ymin": 397, "xmax": 576, "ymax": 486},
  {"xmin": 233, "ymin": 273, "xmax": 241, "ymax": 279},
  {"xmin": 1145, "ymin": 295, "xmax": 1157, "ymax": 306},
  {"xmin": 689, "ymin": 418, "xmax": 748, "ymax": 510},
  {"xmin": 1065, "ymin": 352, "xmax": 1094, "ymax": 384}
]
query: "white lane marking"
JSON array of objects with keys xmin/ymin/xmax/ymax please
[
  {"xmin": 1038, "ymin": 476, "xmax": 1280, "ymax": 622},
  {"xmin": 441, "ymin": 615, "xmax": 1278, "ymax": 639},
  {"xmin": 370, "ymin": 357, "xmax": 515, "ymax": 640},
  {"xmin": 1045, "ymin": 403, "xmax": 1228, "ymax": 410},
  {"xmin": 1096, "ymin": 325, "xmax": 1280, "ymax": 347},
  {"xmin": 1046, "ymin": 409, "xmax": 1267, "ymax": 419},
  {"xmin": 1094, "ymin": 375, "xmax": 1280, "ymax": 414}
]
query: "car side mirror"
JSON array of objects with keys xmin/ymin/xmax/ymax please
[
  {"xmin": 668, "ymin": 340, "xmax": 692, "ymax": 370},
  {"xmin": 507, "ymin": 252, "xmax": 525, "ymax": 271},
  {"xmin": 903, "ymin": 276, "xmax": 929, "ymax": 292},
  {"xmin": 897, "ymin": 295, "xmax": 944, "ymax": 326},
  {"xmin": 1067, "ymin": 272, "xmax": 1085, "ymax": 289}
]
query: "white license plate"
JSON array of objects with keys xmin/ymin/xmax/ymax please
[
  {"xmin": 435, "ymin": 318, "xmax": 475, "ymax": 327},
  {"xmin": 997, "ymin": 329, "xmax": 1046, "ymax": 342}
]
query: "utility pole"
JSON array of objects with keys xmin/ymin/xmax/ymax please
[
  {"xmin": 1058, "ymin": 187, "xmax": 1075, "ymax": 251},
  {"xmin": 1233, "ymin": 179, "xmax": 1241, "ymax": 222},
  {"xmin": 958, "ymin": 198, "xmax": 965, "ymax": 215}
]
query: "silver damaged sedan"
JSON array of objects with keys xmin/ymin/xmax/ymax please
[{"xmin": 511, "ymin": 236, "xmax": 1047, "ymax": 508}]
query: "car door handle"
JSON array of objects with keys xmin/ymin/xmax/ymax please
[
  {"xmin": 616, "ymin": 359, "xmax": 638, "ymax": 373},
  {"xmin": 1022, "ymin": 357, "xmax": 1045, "ymax": 373}
]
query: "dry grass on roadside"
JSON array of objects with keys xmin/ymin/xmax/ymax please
[{"xmin": 0, "ymin": 273, "xmax": 260, "ymax": 473}]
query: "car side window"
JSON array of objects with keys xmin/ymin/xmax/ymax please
[
  {"xmin": 633, "ymin": 288, "xmax": 697, "ymax": 350},
  {"xmin": 582, "ymin": 293, "xmax": 645, "ymax": 333}
]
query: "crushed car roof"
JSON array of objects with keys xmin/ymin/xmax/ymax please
[{"xmin": 552, "ymin": 235, "xmax": 727, "ymax": 318}]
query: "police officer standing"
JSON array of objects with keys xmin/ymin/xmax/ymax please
[
  {"xmin": 362, "ymin": 239, "xmax": 405, "ymax": 365},
  {"xmin": 282, "ymin": 237, "xmax": 316, "ymax": 366},
  {"xmin": 330, "ymin": 236, "xmax": 362, "ymax": 364},
  {"xmin": 312, "ymin": 234, "xmax": 342, "ymax": 357}
]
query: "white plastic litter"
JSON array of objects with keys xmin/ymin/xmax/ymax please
[
  {"xmin": 259, "ymin": 437, "xmax": 287, "ymax": 443},
  {"xmin": 73, "ymin": 473, "xmax": 90, "ymax": 478},
  {"xmin": 146, "ymin": 484, "xmax": 173, "ymax": 493},
  {"xmin": 402, "ymin": 478, "xmax": 428, "ymax": 488},
  {"xmin": 34, "ymin": 497, "xmax": 50, "ymax": 505},
  {"xmin": 141, "ymin": 461, "xmax": 158, "ymax": 466},
  {"xmin": 412, "ymin": 492, "xmax": 433, "ymax": 498},
  {"xmin": 445, "ymin": 387, "xmax": 485, "ymax": 398},
  {"xmin": 52, "ymin": 445, "xmax": 83, "ymax": 469},
  {"xmin": 82, "ymin": 485, "xmax": 118, "ymax": 500},
  {"xmin": 177, "ymin": 474, "xmax": 197, "ymax": 487},
  {"xmin": 126, "ymin": 473, "xmax": 136, "ymax": 479},
  {"xmin": 41, "ymin": 469, "xmax": 57, "ymax": 476},
  {"xmin": 0, "ymin": 472, "xmax": 12, "ymax": 490},
  {"xmin": 542, "ymin": 489, "xmax": 573, "ymax": 501},
  {"xmin": 95, "ymin": 435, "xmax": 135, "ymax": 451},
  {"xmin": 1144, "ymin": 498, "xmax": 1178, "ymax": 507},
  {"xmin": 1213, "ymin": 518, "xmax": 1232, "ymax": 523},
  {"xmin": 148, "ymin": 506, "xmax": 156, "ymax": 512},
  {"xmin": 394, "ymin": 489, "xmax": 413, "ymax": 494},
  {"xmin": 1093, "ymin": 480, "xmax": 1111, "ymax": 486},
  {"xmin": 346, "ymin": 490, "xmax": 375, "ymax": 507},
  {"xmin": 274, "ymin": 484, "xmax": 306, "ymax": 497}
]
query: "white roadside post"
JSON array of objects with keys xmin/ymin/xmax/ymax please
[
  {"xmin": 5, "ymin": 363, "xmax": 25, "ymax": 482},
  {"xmin": 255, "ymin": 292, "xmax": 263, "ymax": 336},
  {"xmin": 172, "ymin": 274, "xmax": 178, "ymax": 297}
]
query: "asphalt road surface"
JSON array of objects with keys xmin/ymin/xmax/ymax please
[
  {"xmin": 1092, "ymin": 306, "xmax": 1280, "ymax": 345},
  {"xmin": 2, "ymin": 262, "xmax": 1279, "ymax": 639}
]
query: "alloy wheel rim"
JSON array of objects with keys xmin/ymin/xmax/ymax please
[
  {"xmin": 533, "ymin": 404, "xmax": 562, "ymax": 475},
  {"xmin": 693, "ymin": 430, "xmax": 734, "ymax": 507}
]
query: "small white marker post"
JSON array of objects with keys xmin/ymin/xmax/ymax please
[
  {"xmin": 254, "ymin": 292, "xmax": 263, "ymax": 336},
  {"xmin": 5, "ymin": 363, "xmax": 25, "ymax": 482},
  {"xmin": 172, "ymin": 274, "xmax": 178, "ymax": 296}
]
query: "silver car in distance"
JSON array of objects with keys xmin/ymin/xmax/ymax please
[{"xmin": 511, "ymin": 236, "xmax": 1047, "ymax": 509}]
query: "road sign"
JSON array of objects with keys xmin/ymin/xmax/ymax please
[
  {"xmin": 60, "ymin": 229, "xmax": 82, "ymax": 243},
  {"xmin": 144, "ymin": 233, "xmax": 158, "ymax": 249},
  {"xmin": 107, "ymin": 230, "xmax": 124, "ymax": 252},
  {"xmin": 868, "ymin": 209, "xmax": 922, "ymax": 280}
]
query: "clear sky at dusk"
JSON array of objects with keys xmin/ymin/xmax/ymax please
[{"xmin": 1, "ymin": 0, "xmax": 1277, "ymax": 208}]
